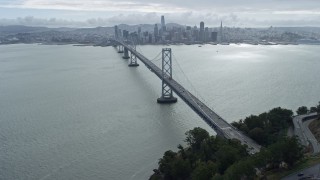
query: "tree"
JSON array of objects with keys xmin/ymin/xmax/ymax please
[
  {"xmin": 185, "ymin": 127, "xmax": 210, "ymax": 150},
  {"xmin": 249, "ymin": 127, "xmax": 267, "ymax": 145},
  {"xmin": 282, "ymin": 137, "xmax": 304, "ymax": 166},
  {"xmin": 317, "ymin": 101, "xmax": 320, "ymax": 119},
  {"xmin": 191, "ymin": 161, "xmax": 217, "ymax": 180},
  {"xmin": 158, "ymin": 150, "xmax": 177, "ymax": 179},
  {"xmin": 244, "ymin": 115, "xmax": 264, "ymax": 130},
  {"xmin": 211, "ymin": 174, "xmax": 223, "ymax": 180},
  {"xmin": 296, "ymin": 106, "xmax": 308, "ymax": 115},
  {"xmin": 267, "ymin": 107, "xmax": 293, "ymax": 132},
  {"xmin": 177, "ymin": 144, "xmax": 186, "ymax": 159},
  {"xmin": 310, "ymin": 107, "xmax": 317, "ymax": 113},
  {"xmin": 224, "ymin": 158, "xmax": 256, "ymax": 180},
  {"xmin": 215, "ymin": 145, "xmax": 241, "ymax": 174},
  {"xmin": 231, "ymin": 120, "xmax": 249, "ymax": 133},
  {"xmin": 267, "ymin": 137, "xmax": 303, "ymax": 167},
  {"xmin": 158, "ymin": 150, "xmax": 192, "ymax": 180},
  {"xmin": 171, "ymin": 158, "xmax": 192, "ymax": 179}
]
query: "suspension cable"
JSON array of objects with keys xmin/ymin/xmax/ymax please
[{"xmin": 172, "ymin": 53, "xmax": 207, "ymax": 103}]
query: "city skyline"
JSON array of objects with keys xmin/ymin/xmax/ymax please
[{"xmin": 1, "ymin": 0, "xmax": 320, "ymax": 27}]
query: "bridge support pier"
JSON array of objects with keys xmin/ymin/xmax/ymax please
[
  {"xmin": 128, "ymin": 51, "xmax": 139, "ymax": 67},
  {"xmin": 123, "ymin": 47, "xmax": 130, "ymax": 59},
  {"xmin": 117, "ymin": 45, "xmax": 124, "ymax": 53},
  {"xmin": 157, "ymin": 48, "xmax": 177, "ymax": 104}
]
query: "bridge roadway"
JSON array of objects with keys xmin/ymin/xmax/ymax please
[
  {"xmin": 114, "ymin": 40, "xmax": 261, "ymax": 154},
  {"xmin": 292, "ymin": 113, "xmax": 319, "ymax": 154}
]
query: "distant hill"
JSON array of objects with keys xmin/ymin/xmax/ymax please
[
  {"xmin": 0, "ymin": 23, "xmax": 185, "ymax": 37},
  {"xmin": 1, "ymin": 24, "xmax": 319, "ymax": 37},
  {"xmin": 0, "ymin": 25, "xmax": 49, "ymax": 35},
  {"xmin": 274, "ymin": 27, "xmax": 320, "ymax": 33}
]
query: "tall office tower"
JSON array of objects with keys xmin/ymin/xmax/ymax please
[
  {"xmin": 219, "ymin": 21, "xmax": 223, "ymax": 43},
  {"xmin": 154, "ymin": 24, "xmax": 159, "ymax": 39},
  {"xmin": 199, "ymin": 21, "xmax": 204, "ymax": 42},
  {"xmin": 123, "ymin": 30, "xmax": 129, "ymax": 39},
  {"xmin": 211, "ymin": 32, "xmax": 218, "ymax": 42},
  {"xmin": 154, "ymin": 24, "xmax": 159, "ymax": 42},
  {"xmin": 138, "ymin": 26, "xmax": 142, "ymax": 43},
  {"xmin": 161, "ymin": 15, "xmax": 166, "ymax": 32},
  {"xmin": 118, "ymin": 29, "xmax": 122, "ymax": 38},
  {"xmin": 193, "ymin": 26, "xmax": 199, "ymax": 41},
  {"xmin": 114, "ymin": 25, "xmax": 119, "ymax": 39},
  {"xmin": 204, "ymin": 27, "xmax": 209, "ymax": 42}
]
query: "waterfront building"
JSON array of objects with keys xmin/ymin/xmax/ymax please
[
  {"xmin": 161, "ymin": 16, "xmax": 166, "ymax": 32},
  {"xmin": 154, "ymin": 24, "xmax": 159, "ymax": 42},
  {"xmin": 193, "ymin": 26, "xmax": 199, "ymax": 41},
  {"xmin": 205, "ymin": 27, "xmax": 209, "ymax": 42},
  {"xmin": 211, "ymin": 32, "xmax": 218, "ymax": 42},
  {"xmin": 200, "ymin": 21, "xmax": 205, "ymax": 42},
  {"xmin": 219, "ymin": 21, "xmax": 223, "ymax": 43},
  {"xmin": 114, "ymin": 25, "xmax": 119, "ymax": 39}
]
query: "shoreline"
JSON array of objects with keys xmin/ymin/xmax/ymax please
[{"xmin": 1, "ymin": 42, "xmax": 320, "ymax": 47}]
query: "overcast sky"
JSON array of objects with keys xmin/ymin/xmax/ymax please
[{"xmin": 0, "ymin": 0, "xmax": 320, "ymax": 27}]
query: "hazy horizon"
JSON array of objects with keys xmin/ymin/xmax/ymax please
[
  {"xmin": 1, "ymin": 0, "xmax": 320, "ymax": 28},
  {"xmin": 2, "ymin": 23, "xmax": 320, "ymax": 30}
]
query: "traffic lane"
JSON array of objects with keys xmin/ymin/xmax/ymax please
[
  {"xmin": 303, "ymin": 119, "xmax": 320, "ymax": 153},
  {"xmin": 223, "ymin": 128, "xmax": 260, "ymax": 153},
  {"xmin": 293, "ymin": 116, "xmax": 309, "ymax": 146},
  {"xmin": 122, "ymin": 41, "xmax": 261, "ymax": 152},
  {"xmin": 282, "ymin": 163, "xmax": 320, "ymax": 180}
]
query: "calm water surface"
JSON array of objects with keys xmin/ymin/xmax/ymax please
[{"xmin": 0, "ymin": 44, "xmax": 319, "ymax": 180}]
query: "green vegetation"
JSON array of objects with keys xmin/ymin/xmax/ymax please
[
  {"xmin": 296, "ymin": 101, "xmax": 320, "ymax": 119},
  {"xmin": 296, "ymin": 106, "xmax": 308, "ymax": 115},
  {"xmin": 265, "ymin": 155, "xmax": 320, "ymax": 179},
  {"xmin": 231, "ymin": 107, "xmax": 293, "ymax": 146},
  {"xmin": 150, "ymin": 127, "xmax": 303, "ymax": 179},
  {"xmin": 150, "ymin": 105, "xmax": 320, "ymax": 179}
]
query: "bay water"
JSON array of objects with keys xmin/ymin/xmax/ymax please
[{"xmin": 0, "ymin": 44, "xmax": 319, "ymax": 179}]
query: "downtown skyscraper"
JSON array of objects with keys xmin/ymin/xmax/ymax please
[
  {"xmin": 200, "ymin": 21, "xmax": 205, "ymax": 42},
  {"xmin": 161, "ymin": 15, "xmax": 166, "ymax": 32},
  {"xmin": 219, "ymin": 21, "xmax": 223, "ymax": 43},
  {"xmin": 154, "ymin": 24, "xmax": 159, "ymax": 42}
]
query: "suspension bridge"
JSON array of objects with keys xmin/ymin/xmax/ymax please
[{"xmin": 111, "ymin": 39, "xmax": 261, "ymax": 154}]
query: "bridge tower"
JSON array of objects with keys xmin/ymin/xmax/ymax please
[
  {"xmin": 128, "ymin": 51, "xmax": 139, "ymax": 67},
  {"xmin": 117, "ymin": 45, "xmax": 124, "ymax": 53},
  {"xmin": 157, "ymin": 48, "xmax": 177, "ymax": 104},
  {"xmin": 123, "ymin": 47, "xmax": 130, "ymax": 59},
  {"xmin": 128, "ymin": 39, "xmax": 139, "ymax": 67}
]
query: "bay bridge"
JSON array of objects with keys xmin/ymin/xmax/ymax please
[{"xmin": 112, "ymin": 39, "xmax": 261, "ymax": 154}]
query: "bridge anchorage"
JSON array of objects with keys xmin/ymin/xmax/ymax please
[{"xmin": 157, "ymin": 48, "xmax": 177, "ymax": 104}]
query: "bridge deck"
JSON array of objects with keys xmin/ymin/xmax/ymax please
[{"xmin": 115, "ymin": 40, "xmax": 260, "ymax": 154}]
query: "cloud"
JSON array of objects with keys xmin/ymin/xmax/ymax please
[
  {"xmin": 2, "ymin": 0, "xmax": 320, "ymax": 14},
  {"xmin": 0, "ymin": 0, "xmax": 189, "ymax": 13},
  {"xmin": 1, "ymin": 13, "xmax": 320, "ymax": 28},
  {"xmin": 0, "ymin": 16, "xmax": 86, "ymax": 27},
  {"xmin": 1, "ymin": 0, "xmax": 320, "ymax": 27}
]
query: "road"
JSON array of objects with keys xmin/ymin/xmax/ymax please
[
  {"xmin": 114, "ymin": 40, "xmax": 261, "ymax": 154},
  {"xmin": 282, "ymin": 163, "xmax": 320, "ymax": 180},
  {"xmin": 293, "ymin": 113, "xmax": 320, "ymax": 154}
]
